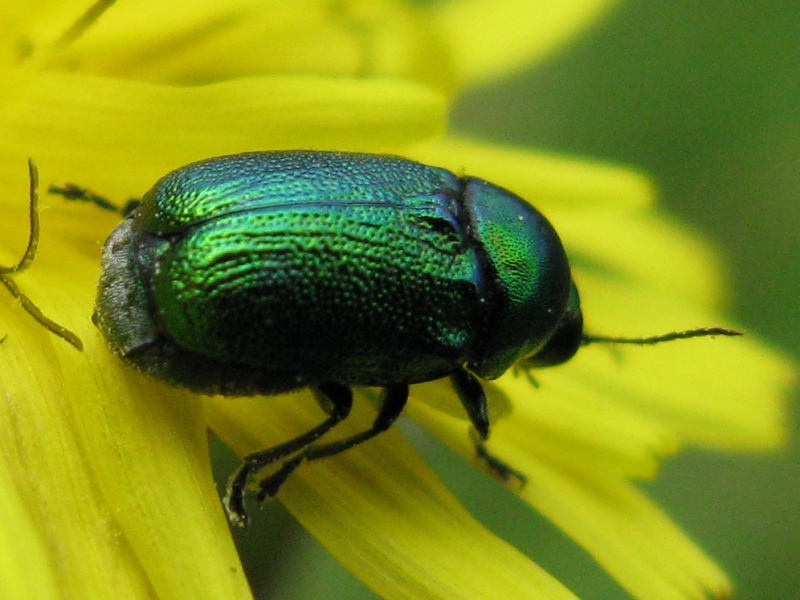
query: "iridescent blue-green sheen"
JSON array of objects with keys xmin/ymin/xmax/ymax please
[{"xmin": 92, "ymin": 151, "xmax": 575, "ymax": 396}]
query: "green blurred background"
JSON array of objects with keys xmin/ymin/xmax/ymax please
[{"xmin": 220, "ymin": 2, "xmax": 799, "ymax": 598}]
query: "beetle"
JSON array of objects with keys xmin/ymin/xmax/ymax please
[{"xmin": 48, "ymin": 151, "xmax": 740, "ymax": 526}]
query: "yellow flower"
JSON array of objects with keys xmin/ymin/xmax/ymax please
[{"xmin": 0, "ymin": 1, "xmax": 794, "ymax": 599}]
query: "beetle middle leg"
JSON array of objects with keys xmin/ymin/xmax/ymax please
[
  {"xmin": 450, "ymin": 368, "xmax": 527, "ymax": 487},
  {"xmin": 255, "ymin": 383, "xmax": 410, "ymax": 502}
]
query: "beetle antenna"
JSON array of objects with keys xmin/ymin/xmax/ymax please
[
  {"xmin": 0, "ymin": 159, "xmax": 83, "ymax": 350},
  {"xmin": 582, "ymin": 327, "xmax": 742, "ymax": 346}
]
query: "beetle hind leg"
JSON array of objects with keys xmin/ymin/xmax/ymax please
[
  {"xmin": 255, "ymin": 383, "xmax": 410, "ymax": 502},
  {"xmin": 223, "ymin": 381, "xmax": 354, "ymax": 527}
]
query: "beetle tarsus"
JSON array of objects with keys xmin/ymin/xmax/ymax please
[
  {"xmin": 470, "ymin": 429, "xmax": 527, "ymax": 488},
  {"xmin": 511, "ymin": 363, "xmax": 540, "ymax": 388},
  {"xmin": 223, "ymin": 462, "xmax": 252, "ymax": 528}
]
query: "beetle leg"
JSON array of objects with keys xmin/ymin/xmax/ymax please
[
  {"xmin": 450, "ymin": 368, "xmax": 490, "ymax": 438},
  {"xmin": 451, "ymin": 368, "xmax": 527, "ymax": 488},
  {"xmin": 250, "ymin": 382, "xmax": 354, "ymax": 465},
  {"xmin": 223, "ymin": 381, "xmax": 353, "ymax": 526},
  {"xmin": 49, "ymin": 182, "xmax": 141, "ymax": 216},
  {"xmin": 299, "ymin": 383, "xmax": 409, "ymax": 461},
  {"xmin": 255, "ymin": 383, "xmax": 410, "ymax": 502},
  {"xmin": 468, "ymin": 429, "xmax": 527, "ymax": 488},
  {"xmin": 224, "ymin": 464, "xmax": 254, "ymax": 527}
]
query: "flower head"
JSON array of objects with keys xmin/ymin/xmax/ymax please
[{"xmin": 0, "ymin": 2, "xmax": 794, "ymax": 599}]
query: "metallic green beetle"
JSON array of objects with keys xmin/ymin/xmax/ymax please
[
  {"xmin": 92, "ymin": 151, "xmax": 577, "ymax": 523},
  {"xmin": 68, "ymin": 151, "xmax": 735, "ymax": 526}
]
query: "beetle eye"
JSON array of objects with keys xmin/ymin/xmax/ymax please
[{"xmin": 520, "ymin": 282, "xmax": 583, "ymax": 369}]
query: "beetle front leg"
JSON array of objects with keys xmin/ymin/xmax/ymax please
[
  {"xmin": 49, "ymin": 182, "xmax": 141, "ymax": 216},
  {"xmin": 450, "ymin": 368, "xmax": 527, "ymax": 487}
]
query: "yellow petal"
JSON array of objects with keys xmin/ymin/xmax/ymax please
[
  {"xmin": 206, "ymin": 392, "xmax": 579, "ymax": 600},
  {"xmin": 1, "ymin": 186, "xmax": 252, "ymax": 599},
  {"xmin": 522, "ymin": 459, "xmax": 732, "ymax": 600},
  {"xmin": 407, "ymin": 402, "xmax": 731, "ymax": 600},
  {"xmin": 573, "ymin": 301, "xmax": 792, "ymax": 450},
  {"xmin": 427, "ymin": 0, "xmax": 619, "ymax": 85},
  {"xmin": 409, "ymin": 376, "xmax": 674, "ymax": 487},
  {"xmin": 69, "ymin": 342, "xmax": 253, "ymax": 600},
  {"xmin": 559, "ymin": 210, "xmax": 726, "ymax": 310},
  {"xmin": 0, "ymin": 459, "xmax": 59, "ymax": 600},
  {"xmin": 0, "ymin": 295, "xmax": 159, "ymax": 597},
  {"xmin": 0, "ymin": 68, "xmax": 446, "ymax": 199},
  {"xmin": 28, "ymin": 0, "xmax": 455, "ymax": 92}
]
